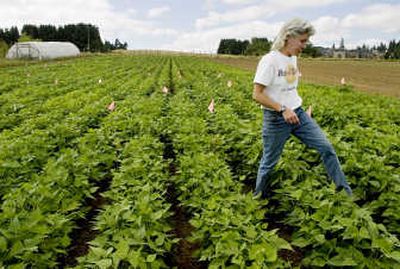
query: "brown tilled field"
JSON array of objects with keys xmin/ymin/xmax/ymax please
[{"xmin": 209, "ymin": 56, "xmax": 400, "ymax": 98}]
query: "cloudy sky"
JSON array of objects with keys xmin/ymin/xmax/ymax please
[{"xmin": 1, "ymin": 0, "xmax": 399, "ymax": 53}]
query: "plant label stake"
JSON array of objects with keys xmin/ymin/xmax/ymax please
[
  {"xmin": 107, "ymin": 101, "xmax": 116, "ymax": 111},
  {"xmin": 208, "ymin": 98, "xmax": 215, "ymax": 113},
  {"xmin": 162, "ymin": 86, "xmax": 169, "ymax": 94}
]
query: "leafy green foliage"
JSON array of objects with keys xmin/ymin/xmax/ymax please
[
  {"xmin": 165, "ymin": 64, "xmax": 292, "ymax": 268},
  {"xmin": 170, "ymin": 56, "xmax": 400, "ymax": 268},
  {"xmin": 0, "ymin": 54, "xmax": 398, "ymax": 268}
]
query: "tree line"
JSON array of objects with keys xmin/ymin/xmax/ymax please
[
  {"xmin": 217, "ymin": 38, "xmax": 271, "ymax": 56},
  {"xmin": 0, "ymin": 23, "xmax": 128, "ymax": 55},
  {"xmin": 217, "ymin": 38, "xmax": 400, "ymax": 59},
  {"xmin": 385, "ymin": 40, "xmax": 400, "ymax": 59},
  {"xmin": 217, "ymin": 37, "xmax": 324, "ymax": 57}
]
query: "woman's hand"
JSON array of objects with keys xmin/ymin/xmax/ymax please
[
  {"xmin": 283, "ymin": 108, "xmax": 300, "ymax": 124},
  {"xmin": 306, "ymin": 105, "xmax": 312, "ymax": 117}
]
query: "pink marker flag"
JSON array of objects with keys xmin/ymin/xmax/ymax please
[
  {"xmin": 107, "ymin": 101, "xmax": 116, "ymax": 111},
  {"xmin": 208, "ymin": 98, "xmax": 215, "ymax": 113},
  {"xmin": 340, "ymin": 77, "xmax": 346, "ymax": 85},
  {"xmin": 162, "ymin": 86, "xmax": 169, "ymax": 94}
]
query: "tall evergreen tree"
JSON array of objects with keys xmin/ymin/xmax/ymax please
[
  {"xmin": 217, "ymin": 39, "xmax": 230, "ymax": 54},
  {"xmin": 38, "ymin": 25, "xmax": 58, "ymax": 41},
  {"xmin": 385, "ymin": 40, "xmax": 400, "ymax": 59},
  {"xmin": 377, "ymin": 42, "xmax": 387, "ymax": 53},
  {"xmin": 0, "ymin": 27, "xmax": 20, "ymax": 45},
  {"xmin": 217, "ymin": 38, "xmax": 248, "ymax": 55},
  {"xmin": 87, "ymin": 24, "xmax": 104, "ymax": 52},
  {"xmin": 22, "ymin": 25, "xmax": 39, "ymax": 39}
]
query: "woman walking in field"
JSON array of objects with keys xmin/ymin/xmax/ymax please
[{"xmin": 253, "ymin": 18, "xmax": 352, "ymax": 198}]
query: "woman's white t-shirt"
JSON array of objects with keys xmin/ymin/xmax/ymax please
[{"xmin": 253, "ymin": 50, "xmax": 302, "ymax": 110}]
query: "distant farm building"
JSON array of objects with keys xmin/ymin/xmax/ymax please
[
  {"xmin": 317, "ymin": 37, "xmax": 385, "ymax": 59},
  {"xmin": 6, "ymin": 42, "xmax": 80, "ymax": 60},
  {"xmin": 333, "ymin": 38, "xmax": 346, "ymax": 59}
]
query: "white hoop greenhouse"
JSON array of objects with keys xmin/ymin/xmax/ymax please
[{"xmin": 6, "ymin": 42, "xmax": 80, "ymax": 60}]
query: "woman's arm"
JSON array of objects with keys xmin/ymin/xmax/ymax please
[
  {"xmin": 252, "ymin": 83, "xmax": 300, "ymax": 124},
  {"xmin": 252, "ymin": 83, "xmax": 281, "ymax": 111}
]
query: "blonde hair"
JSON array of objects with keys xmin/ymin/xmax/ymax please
[{"xmin": 271, "ymin": 18, "xmax": 315, "ymax": 51}]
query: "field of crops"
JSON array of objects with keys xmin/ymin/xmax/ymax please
[{"xmin": 0, "ymin": 54, "xmax": 399, "ymax": 268}]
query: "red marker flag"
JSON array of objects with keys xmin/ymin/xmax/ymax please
[
  {"xmin": 107, "ymin": 101, "xmax": 116, "ymax": 111},
  {"xmin": 208, "ymin": 98, "xmax": 215, "ymax": 113}
]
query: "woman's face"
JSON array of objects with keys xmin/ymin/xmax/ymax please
[{"xmin": 285, "ymin": 33, "xmax": 309, "ymax": 56}]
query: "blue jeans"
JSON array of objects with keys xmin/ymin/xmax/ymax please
[{"xmin": 255, "ymin": 107, "xmax": 352, "ymax": 197}]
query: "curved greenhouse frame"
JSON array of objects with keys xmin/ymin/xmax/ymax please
[{"xmin": 6, "ymin": 42, "xmax": 80, "ymax": 60}]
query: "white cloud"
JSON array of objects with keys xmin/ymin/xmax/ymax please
[
  {"xmin": 162, "ymin": 20, "xmax": 282, "ymax": 53},
  {"xmin": 189, "ymin": 2, "xmax": 400, "ymax": 53},
  {"xmin": 311, "ymin": 16, "xmax": 346, "ymax": 46},
  {"xmin": 311, "ymin": 3, "xmax": 400, "ymax": 48},
  {"xmin": 1, "ymin": 0, "xmax": 397, "ymax": 52},
  {"xmin": 147, "ymin": 6, "xmax": 171, "ymax": 19},
  {"xmin": 204, "ymin": 0, "xmax": 217, "ymax": 10},
  {"xmin": 265, "ymin": 0, "xmax": 345, "ymax": 9},
  {"xmin": 196, "ymin": 0, "xmax": 347, "ymax": 29},
  {"xmin": 126, "ymin": 8, "xmax": 137, "ymax": 17},
  {"xmin": 346, "ymin": 38, "xmax": 389, "ymax": 49},
  {"xmin": 196, "ymin": 6, "xmax": 275, "ymax": 29},
  {"xmin": 221, "ymin": 0, "xmax": 258, "ymax": 5},
  {"xmin": 0, "ymin": 0, "xmax": 178, "ymax": 48},
  {"xmin": 341, "ymin": 4, "xmax": 400, "ymax": 34},
  {"xmin": 221, "ymin": 0, "xmax": 341, "ymax": 7}
]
